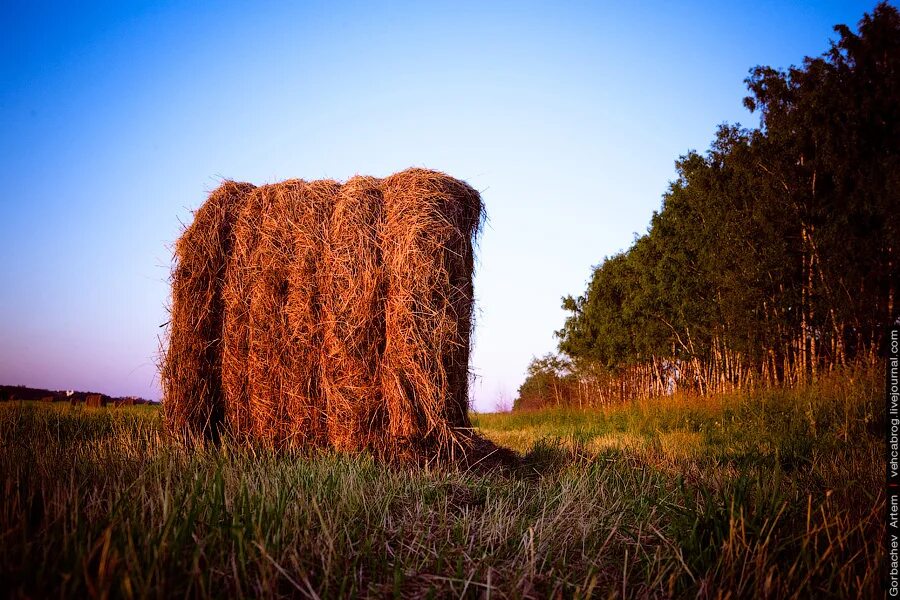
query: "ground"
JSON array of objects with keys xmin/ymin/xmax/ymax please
[{"xmin": 0, "ymin": 371, "xmax": 881, "ymax": 598}]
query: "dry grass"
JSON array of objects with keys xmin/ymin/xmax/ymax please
[{"xmin": 0, "ymin": 372, "xmax": 881, "ymax": 598}]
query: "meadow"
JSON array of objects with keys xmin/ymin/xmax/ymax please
[{"xmin": 0, "ymin": 371, "xmax": 882, "ymax": 598}]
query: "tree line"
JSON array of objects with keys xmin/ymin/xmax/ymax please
[{"xmin": 516, "ymin": 3, "xmax": 899, "ymax": 410}]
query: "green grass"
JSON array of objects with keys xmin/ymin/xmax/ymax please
[{"xmin": 0, "ymin": 371, "xmax": 882, "ymax": 598}]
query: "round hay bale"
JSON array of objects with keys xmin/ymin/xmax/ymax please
[
  {"xmin": 162, "ymin": 180, "xmax": 255, "ymax": 441},
  {"xmin": 85, "ymin": 394, "xmax": 106, "ymax": 408},
  {"xmin": 167, "ymin": 168, "xmax": 484, "ymax": 462}
]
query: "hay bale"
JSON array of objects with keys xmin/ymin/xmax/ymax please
[
  {"xmin": 85, "ymin": 394, "xmax": 106, "ymax": 408},
  {"xmin": 164, "ymin": 168, "xmax": 484, "ymax": 461},
  {"xmin": 162, "ymin": 180, "xmax": 255, "ymax": 441}
]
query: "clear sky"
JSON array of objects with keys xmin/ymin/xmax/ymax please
[{"xmin": 0, "ymin": 0, "xmax": 879, "ymax": 409}]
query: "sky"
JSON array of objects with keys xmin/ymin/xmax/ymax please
[{"xmin": 0, "ymin": 0, "xmax": 880, "ymax": 410}]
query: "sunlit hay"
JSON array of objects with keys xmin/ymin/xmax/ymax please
[
  {"xmin": 222, "ymin": 180, "xmax": 335, "ymax": 448},
  {"xmin": 244, "ymin": 182, "xmax": 313, "ymax": 447},
  {"xmin": 162, "ymin": 180, "xmax": 255, "ymax": 441},
  {"xmin": 380, "ymin": 169, "xmax": 484, "ymax": 458},
  {"xmin": 281, "ymin": 179, "xmax": 337, "ymax": 448},
  {"xmin": 321, "ymin": 176, "xmax": 386, "ymax": 452},
  {"xmin": 221, "ymin": 184, "xmax": 270, "ymax": 441}
]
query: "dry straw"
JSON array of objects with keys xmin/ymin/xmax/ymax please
[
  {"xmin": 163, "ymin": 169, "xmax": 496, "ymax": 463},
  {"xmin": 322, "ymin": 176, "xmax": 386, "ymax": 452},
  {"xmin": 162, "ymin": 181, "xmax": 255, "ymax": 441}
]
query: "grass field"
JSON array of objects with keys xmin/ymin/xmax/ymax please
[{"xmin": 0, "ymin": 371, "xmax": 882, "ymax": 598}]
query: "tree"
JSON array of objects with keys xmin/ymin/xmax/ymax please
[{"xmin": 521, "ymin": 3, "xmax": 900, "ymax": 409}]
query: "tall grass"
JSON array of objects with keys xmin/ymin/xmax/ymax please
[{"xmin": 0, "ymin": 371, "xmax": 882, "ymax": 598}]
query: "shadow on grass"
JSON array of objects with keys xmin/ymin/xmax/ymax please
[{"xmin": 450, "ymin": 434, "xmax": 586, "ymax": 479}]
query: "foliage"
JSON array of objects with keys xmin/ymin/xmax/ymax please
[{"xmin": 514, "ymin": 354, "xmax": 574, "ymax": 410}]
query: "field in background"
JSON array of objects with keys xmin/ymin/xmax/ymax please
[{"xmin": 0, "ymin": 371, "xmax": 882, "ymax": 598}]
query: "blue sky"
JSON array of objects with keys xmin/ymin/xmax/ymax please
[{"xmin": 0, "ymin": 0, "xmax": 878, "ymax": 409}]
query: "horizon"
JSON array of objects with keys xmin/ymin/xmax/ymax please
[{"xmin": 0, "ymin": 0, "xmax": 879, "ymax": 410}]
